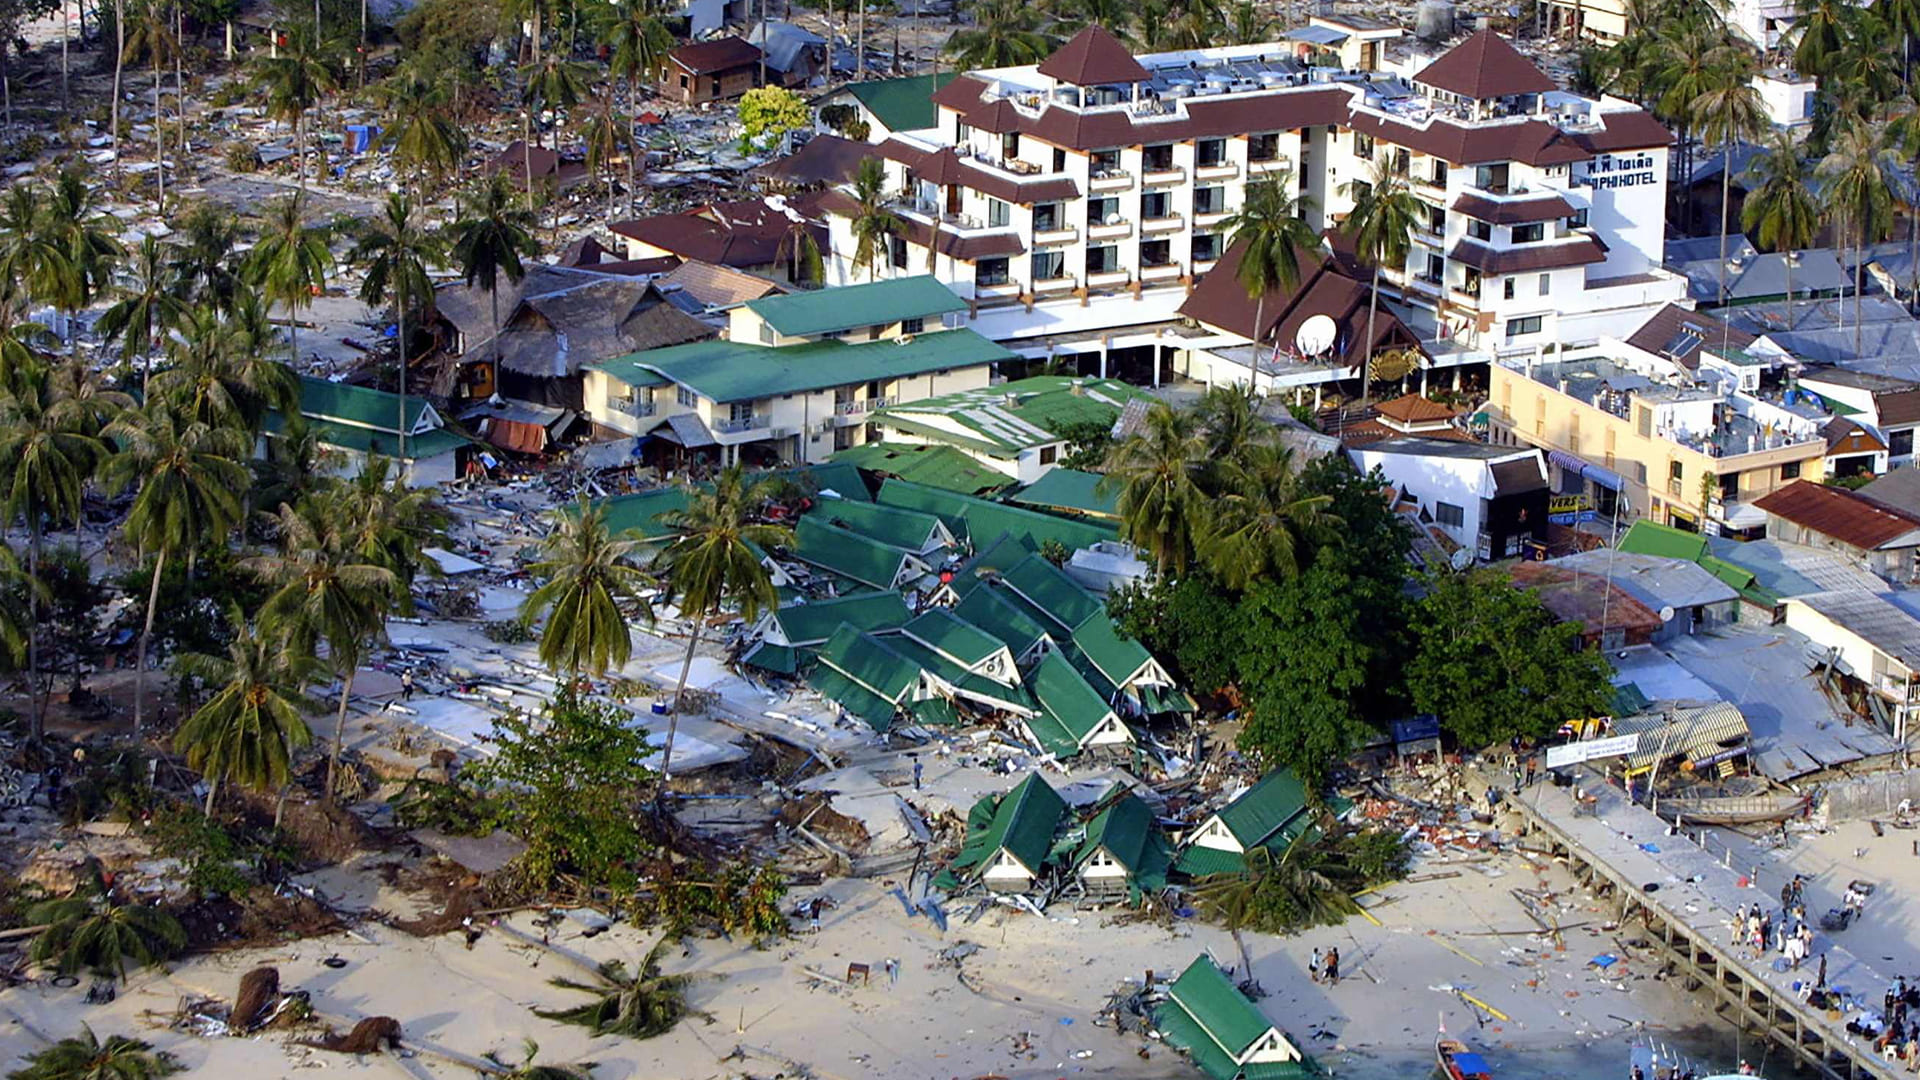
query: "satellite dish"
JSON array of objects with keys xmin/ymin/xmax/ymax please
[
  {"xmin": 1295, "ymin": 314, "xmax": 1338, "ymax": 356},
  {"xmin": 1659, "ymin": 605, "xmax": 1677, "ymax": 623},
  {"xmin": 1449, "ymin": 549, "xmax": 1473, "ymax": 572}
]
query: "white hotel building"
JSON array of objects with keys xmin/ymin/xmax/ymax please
[{"xmin": 820, "ymin": 23, "xmax": 1688, "ymax": 374}]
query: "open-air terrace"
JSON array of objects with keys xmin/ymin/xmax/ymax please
[{"xmin": 1518, "ymin": 357, "xmax": 1826, "ymax": 458}]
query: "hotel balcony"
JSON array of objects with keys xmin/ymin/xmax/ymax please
[
  {"xmin": 1033, "ymin": 224, "xmax": 1079, "ymax": 245},
  {"xmin": 1141, "ymin": 262, "xmax": 1182, "ymax": 282},
  {"xmin": 1087, "ymin": 269, "xmax": 1131, "ymax": 289},
  {"xmin": 1194, "ymin": 210, "xmax": 1230, "ymax": 228},
  {"xmin": 1448, "ymin": 287, "xmax": 1482, "ymax": 310},
  {"xmin": 1142, "ymin": 165, "xmax": 1186, "ymax": 186},
  {"xmin": 610, "ymin": 398, "xmax": 655, "ymax": 418},
  {"xmin": 1248, "ymin": 155, "xmax": 1293, "ymax": 175},
  {"xmin": 1033, "ymin": 275, "xmax": 1078, "ymax": 295},
  {"xmin": 1088, "ymin": 219, "xmax": 1133, "ymax": 241},
  {"xmin": 713, "ymin": 415, "xmax": 772, "ymax": 436},
  {"xmin": 1194, "ymin": 258, "xmax": 1219, "ymax": 273},
  {"xmin": 1142, "ymin": 213, "xmax": 1184, "ymax": 234},
  {"xmin": 1195, "ymin": 161, "xmax": 1239, "ymax": 181},
  {"xmin": 834, "ymin": 396, "xmax": 895, "ymax": 424},
  {"xmin": 1090, "ymin": 170, "xmax": 1133, "ymax": 192}
]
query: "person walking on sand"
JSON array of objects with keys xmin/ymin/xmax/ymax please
[
  {"xmin": 1325, "ymin": 947, "xmax": 1340, "ymax": 986},
  {"xmin": 401, "ymin": 668, "xmax": 415, "ymax": 701},
  {"xmin": 1309, "ymin": 947, "xmax": 1323, "ymax": 984},
  {"xmin": 1818, "ymin": 952, "xmax": 1828, "ymax": 991}
]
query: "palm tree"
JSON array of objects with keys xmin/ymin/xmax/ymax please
[
  {"xmin": 502, "ymin": 0, "xmax": 554, "ymax": 65},
  {"xmin": 97, "ymin": 236, "xmax": 185, "ymax": 393},
  {"xmin": 534, "ymin": 939, "xmax": 692, "ymax": 1039},
  {"xmin": 167, "ymin": 202, "xmax": 244, "ymax": 312},
  {"xmin": 520, "ymin": 496, "xmax": 656, "ymax": 678},
  {"xmin": 1223, "ymin": 0, "xmax": 1273, "ymax": 44},
  {"xmin": 1886, "ymin": 95, "xmax": 1920, "ymax": 314},
  {"xmin": 38, "ymin": 169, "xmax": 124, "ymax": 342},
  {"xmin": 596, "ymin": 1, "xmax": 675, "ymax": 215},
  {"xmin": 450, "ymin": 174, "xmax": 540, "ymax": 382},
  {"xmin": 122, "ymin": 0, "xmax": 180, "ymax": 208},
  {"xmin": 1834, "ymin": 12, "xmax": 1901, "ymax": 101},
  {"xmin": 1191, "ymin": 838, "xmax": 1362, "ymax": 934},
  {"xmin": 518, "ymin": 55, "xmax": 591, "ymax": 216},
  {"xmin": 488, "ymin": 1039, "xmax": 591, "ymax": 1080},
  {"xmin": 242, "ymin": 194, "xmax": 334, "ymax": 371},
  {"xmin": 1690, "ymin": 48, "xmax": 1767, "ymax": 312},
  {"xmin": 173, "ymin": 605, "xmax": 325, "ymax": 816},
  {"xmin": 1788, "ymin": 0, "xmax": 1849, "ymax": 78},
  {"xmin": 656, "ymin": 468, "xmax": 789, "ymax": 788},
  {"xmin": 770, "ymin": 191, "xmax": 824, "ymax": 285},
  {"xmin": 252, "ymin": 26, "xmax": 338, "ymax": 190},
  {"xmin": 1341, "ymin": 162, "xmax": 1421, "ymax": 396},
  {"xmin": 97, "ymin": 404, "xmax": 251, "ymax": 735},
  {"xmin": 150, "ymin": 305, "xmax": 299, "ymax": 435},
  {"xmin": 5, "ymin": 1024, "xmax": 183, "ymax": 1080},
  {"xmin": 1220, "ymin": 172, "xmax": 1320, "ymax": 394},
  {"xmin": 0, "ymin": 365, "xmax": 107, "ymax": 738},
  {"xmin": 1046, "ymin": 0, "xmax": 1137, "ymax": 44},
  {"xmin": 334, "ymin": 457, "xmax": 448, "ymax": 591},
  {"xmin": 847, "ymin": 158, "xmax": 902, "ymax": 283},
  {"xmin": 0, "ymin": 185, "xmax": 73, "ymax": 324},
  {"xmin": 378, "ymin": 67, "xmax": 467, "ymax": 195},
  {"xmin": 252, "ymin": 416, "xmax": 341, "ymax": 514},
  {"xmin": 244, "ymin": 499, "xmax": 397, "ymax": 801},
  {"xmin": 1195, "ymin": 381, "xmax": 1273, "ymax": 469},
  {"xmin": 27, "ymin": 873, "xmax": 187, "ymax": 983},
  {"xmin": 1197, "ymin": 443, "xmax": 1333, "ymax": 590},
  {"xmin": 1741, "ymin": 132, "xmax": 1822, "ymax": 331},
  {"xmin": 1655, "ymin": 23, "xmax": 1722, "ymax": 225},
  {"xmin": 350, "ymin": 194, "xmax": 443, "ymax": 463},
  {"xmin": 583, "ymin": 99, "xmax": 624, "ymax": 221},
  {"xmin": 1099, "ymin": 404, "xmax": 1206, "ymax": 576},
  {"xmin": 945, "ymin": 0, "xmax": 1055, "ymax": 69},
  {"xmin": 1818, "ymin": 121, "xmax": 1895, "ymax": 355}
]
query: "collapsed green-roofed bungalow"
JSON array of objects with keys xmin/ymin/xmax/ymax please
[{"xmin": 1154, "ymin": 955, "xmax": 1319, "ymax": 1080}]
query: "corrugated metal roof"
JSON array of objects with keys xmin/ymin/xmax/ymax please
[
  {"xmin": 1790, "ymin": 589, "xmax": 1920, "ymax": 670},
  {"xmin": 1754, "ymin": 481, "xmax": 1920, "ymax": 551},
  {"xmin": 746, "ymin": 275, "xmax": 966, "ymax": 338},
  {"xmin": 1613, "ymin": 703, "xmax": 1749, "ymax": 771}
]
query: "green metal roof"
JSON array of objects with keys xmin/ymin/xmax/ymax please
[
  {"xmin": 877, "ymin": 478, "xmax": 1116, "ymax": 551},
  {"xmin": 1029, "ymin": 651, "xmax": 1117, "ymax": 749},
  {"xmin": 745, "ymin": 275, "xmax": 966, "ymax": 338},
  {"xmin": 297, "ymin": 375, "xmax": 432, "ymax": 434},
  {"xmin": 806, "ymin": 664, "xmax": 900, "ymax": 730},
  {"xmin": 1001, "ymin": 554, "xmax": 1105, "ymax": 632},
  {"xmin": 1216, "ymin": 770, "xmax": 1314, "ymax": 851},
  {"xmin": 1173, "ymin": 844, "xmax": 1251, "ymax": 879},
  {"xmin": 1070, "ymin": 616, "xmax": 1155, "ymax": 689},
  {"xmin": 1138, "ymin": 683, "xmax": 1198, "ymax": 715},
  {"xmin": 1071, "ymin": 793, "xmax": 1170, "ymax": 890},
  {"xmin": 817, "ymin": 623, "xmax": 919, "ymax": 702},
  {"xmin": 775, "ymin": 460, "xmax": 872, "ymax": 501},
  {"xmin": 1154, "ymin": 1002, "xmax": 1317, "ymax": 1080},
  {"xmin": 742, "ymin": 640, "xmax": 798, "ymax": 674},
  {"xmin": 811, "ymin": 497, "xmax": 950, "ymax": 553},
  {"xmin": 839, "ymin": 72, "xmax": 957, "ymax": 132},
  {"xmin": 772, "ymin": 590, "xmax": 912, "ymax": 645},
  {"xmin": 1618, "ymin": 520, "xmax": 1710, "ymax": 562},
  {"xmin": 1009, "ymin": 468, "xmax": 1120, "ymax": 518},
  {"xmin": 903, "ymin": 608, "xmax": 1005, "ymax": 668},
  {"xmin": 966, "ymin": 531, "xmax": 1037, "ymax": 576},
  {"xmin": 831, "ymin": 442, "xmax": 1015, "ymax": 496},
  {"xmin": 873, "ymin": 376, "xmax": 1153, "ymax": 454},
  {"xmin": 1166, "ymin": 955, "xmax": 1280, "ymax": 1061},
  {"xmin": 887, "ymin": 634, "xmax": 1035, "ymax": 713},
  {"xmin": 1611, "ymin": 681, "xmax": 1651, "ymax": 717},
  {"xmin": 971, "ymin": 773, "xmax": 1068, "ymax": 878},
  {"xmin": 909, "ymin": 695, "xmax": 961, "ymax": 726},
  {"xmin": 593, "ymin": 327, "xmax": 1014, "ymax": 404},
  {"xmin": 952, "ymin": 581, "xmax": 1053, "ymax": 659},
  {"xmin": 793, "ymin": 516, "xmax": 920, "ymax": 590},
  {"xmin": 598, "ymin": 487, "xmax": 693, "ymax": 541}
]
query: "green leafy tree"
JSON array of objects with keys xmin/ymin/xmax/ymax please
[
  {"xmin": 518, "ymin": 55, "xmax": 591, "ymax": 212},
  {"xmin": 1741, "ymin": 131, "xmax": 1822, "ymax": 330},
  {"xmin": 520, "ymin": 496, "xmax": 655, "ymax": 678},
  {"xmin": 1220, "ymin": 172, "xmax": 1319, "ymax": 394},
  {"xmin": 657, "ymin": 467, "xmax": 790, "ymax": 786},
  {"xmin": 1100, "ymin": 404, "xmax": 1206, "ymax": 576},
  {"xmin": 172, "ymin": 605, "xmax": 325, "ymax": 817},
  {"xmin": 1108, "ymin": 571, "xmax": 1243, "ymax": 694},
  {"xmin": 1341, "ymin": 161, "xmax": 1421, "ymax": 390},
  {"xmin": 738, "ymin": 87, "xmax": 812, "ymax": 153},
  {"xmin": 6, "ymin": 1024, "xmax": 183, "ymax": 1080},
  {"xmin": 1404, "ymin": 569, "xmax": 1614, "ymax": 749},
  {"xmin": 122, "ymin": 0, "xmax": 181, "ymax": 208},
  {"xmin": 1197, "ymin": 442, "xmax": 1332, "ymax": 590},
  {"xmin": 251, "ymin": 26, "xmax": 338, "ymax": 190},
  {"xmin": 149, "ymin": 303, "xmax": 299, "ymax": 436},
  {"xmin": 846, "ymin": 158, "xmax": 903, "ymax": 283},
  {"xmin": 350, "ymin": 193, "xmax": 443, "ymax": 460},
  {"xmin": 98, "ymin": 404, "xmax": 252, "ymax": 734},
  {"xmin": 0, "ymin": 185, "xmax": 72, "ymax": 325},
  {"xmin": 473, "ymin": 687, "xmax": 657, "ymax": 892},
  {"xmin": 27, "ymin": 874, "xmax": 186, "ymax": 983},
  {"xmin": 1690, "ymin": 47, "xmax": 1767, "ymax": 311},
  {"xmin": 166, "ymin": 203, "xmax": 244, "ymax": 313},
  {"xmin": 97, "ymin": 236, "xmax": 185, "ymax": 394},
  {"xmin": 1234, "ymin": 563, "xmax": 1384, "ymax": 787},
  {"xmin": 243, "ymin": 193, "xmax": 334, "ymax": 369},
  {"xmin": 1056, "ymin": 416, "xmax": 1114, "ymax": 471},
  {"xmin": 535, "ymin": 938, "xmax": 691, "ymax": 1038},
  {"xmin": 945, "ymin": 0, "xmax": 1054, "ymax": 68},
  {"xmin": 450, "ymin": 175, "xmax": 540, "ymax": 384}
]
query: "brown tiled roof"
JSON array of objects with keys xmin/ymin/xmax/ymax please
[
  {"xmin": 670, "ymin": 36, "xmax": 763, "ymax": 74},
  {"xmin": 752, "ymin": 134, "xmax": 869, "ymax": 186},
  {"xmin": 1879, "ymin": 388, "xmax": 1920, "ymax": 427},
  {"xmin": 1338, "ymin": 418, "xmax": 1475, "ymax": 447},
  {"xmin": 1375, "ymin": 393, "xmax": 1461, "ymax": 424},
  {"xmin": 1413, "ymin": 31, "xmax": 1556, "ymax": 99},
  {"xmin": 1825, "ymin": 418, "xmax": 1888, "ymax": 456},
  {"xmin": 1451, "ymin": 191, "xmax": 1574, "ymax": 225},
  {"xmin": 1179, "ymin": 241, "xmax": 1425, "ymax": 364},
  {"xmin": 812, "ymin": 189, "xmax": 1025, "ymax": 260},
  {"xmin": 872, "ymin": 139, "xmax": 1081, "ymax": 204},
  {"xmin": 1447, "ymin": 237, "xmax": 1606, "ymax": 274},
  {"xmin": 487, "ymin": 140, "xmax": 591, "ymax": 190},
  {"xmin": 657, "ymin": 259, "xmax": 786, "ymax": 307},
  {"xmin": 1754, "ymin": 480, "xmax": 1920, "ymax": 550},
  {"xmin": 1622, "ymin": 303, "xmax": 1754, "ymax": 370},
  {"xmin": 610, "ymin": 195, "xmax": 828, "ymax": 269},
  {"xmin": 1036, "ymin": 26, "xmax": 1151, "ymax": 86}
]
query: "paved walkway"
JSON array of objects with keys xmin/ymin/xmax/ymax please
[{"xmin": 1508, "ymin": 767, "xmax": 1906, "ymax": 1079}]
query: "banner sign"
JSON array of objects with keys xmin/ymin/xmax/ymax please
[{"xmin": 1545, "ymin": 733, "xmax": 1641, "ymax": 769}]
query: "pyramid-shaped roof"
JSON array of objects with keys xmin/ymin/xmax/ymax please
[
  {"xmin": 1413, "ymin": 30, "xmax": 1555, "ymax": 100},
  {"xmin": 1037, "ymin": 26, "xmax": 1151, "ymax": 87}
]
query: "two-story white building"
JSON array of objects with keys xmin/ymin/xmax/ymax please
[
  {"xmin": 581, "ymin": 276, "xmax": 1014, "ymax": 467},
  {"xmin": 818, "ymin": 25, "xmax": 1685, "ymax": 363}
]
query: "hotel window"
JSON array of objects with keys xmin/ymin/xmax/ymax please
[
  {"xmin": 1194, "ymin": 186, "xmax": 1224, "ymax": 215},
  {"xmin": 758, "ymin": 321, "xmax": 775, "ymax": 344},
  {"xmin": 1141, "ymin": 239, "xmax": 1171, "ymax": 266},
  {"xmin": 957, "ymin": 122, "xmax": 971, "ymax": 142},
  {"xmin": 1034, "ymin": 202, "xmax": 1062, "ymax": 231},
  {"xmin": 1092, "ymin": 148, "xmax": 1121, "ymax": 174},
  {"xmin": 1720, "ymin": 472, "xmax": 1738, "ymax": 500},
  {"xmin": 1539, "ymin": 273, "xmax": 1552, "ymax": 296},
  {"xmin": 1142, "ymin": 191, "xmax": 1170, "ymax": 219},
  {"xmin": 1512, "ymin": 223, "xmax": 1545, "ymax": 243},
  {"xmin": 1196, "ymin": 139, "xmax": 1226, "ymax": 167},
  {"xmin": 1431, "ymin": 160, "xmax": 1448, "ymax": 186},
  {"xmin": 977, "ymin": 257, "xmax": 1010, "ymax": 286},
  {"xmin": 1002, "ymin": 131, "xmax": 1020, "ymax": 161},
  {"xmin": 987, "ymin": 198, "xmax": 1010, "ymax": 227},
  {"xmin": 1567, "ymin": 207, "xmax": 1589, "ymax": 229},
  {"xmin": 1503, "ymin": 278, "xmax": 1515, "ymax": 300},
  {"xmin": 677, "ymin": 385, "xmax": 697, "ymax": 408},
  {"xmin": 1669, "ymin": 459, "xmax": 1685, "ymax": 497},
  {"xmin": 1089, "ymin": 197, "xmax": 1120, "ymax": 225},
  {"xmin": 1426, "ymin": 205, "xmax": 1446, "ymax": 234},
  {"xmin": 1506, "ymin": 315, "xmax": 1543, "ymax": 338},
  {"xmin": 1894, "ymin": 430, "xmax": 1915, "ymax": 457},
  {"xmin": 1040, "ymin": 445, "xmax": 1058, "ymax": 465},
  {"xmin": 1435, "ymin": 501, "xmax": 1464, "ymax": 528},
  {"xmin": 1467, "ymin": 219, "xmax": 1492, "ymax": 242},
  {"xmin": 1462, "ymin": 268, "xmax": 1481, "ymax": 295},
  {"xmin": 729, "ymin": 401, "xmax": 754, "ymax": 426},
  {"xmin": 1354, "ymin": 132, "xmax": 1375, "ymax": 159},
  {"xmin": 1087, "ymin": 245, "xmax": 1120, "ymax": 274},
  {"xmin": 1425, "ymin": 254, "xmax": 1445, "ymax": 284},
  {"xmin": 1391, "ymin": 148, "xmax": 1411, "ymax": 176},
  {"xmin": 1781, "ymin": 461, "xmax": 1802, "ymax": 480},
  {"xmin": 1032, "ymin": 250, "xmax": 1065, "ymax": 281},
  {"xmin": 1248, "ymin": 133, "xmax": 1279, "ymax": 161},
  {"xmin": 1637, "ymin": 406, "xmax": 1652, "ymax": 437},
  {"xmin": 1144, "ymin": 144, "xmax": 1174, "ymax": 170},
  {"xmin": 901, "ymin": 317, "xmax": 925, "ymax": 334},
  {"xmin": 889, "ymin": 235, "xmax": 908, "ymax": 269},
  {"xmin": 1053, "ymin": 148, "xmax": 1066, "ymax": 171},
  {"xmin": 1350, "ymin": 180, "xmax": 1373, "ymax": 205},
  {"xmin": 1192, "ymin": 233, "xmax": 1220, "ymax": 262},
  {"xmin": 1475, "ymin": 163, "xmax": 1509, "ymax": 192}
]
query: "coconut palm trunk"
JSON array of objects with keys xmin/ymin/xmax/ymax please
[
  {"xmin": 396, "ymin": 279, "xmax": 408, "ymax": 465},
  {"xmin": 1717, "ymin": 146, "xmax": 1734, "ymax": 308},
  {"xmin": 661, "ymin": 617, "xmax": 702, "ymax": 796},
  {"xmin": 174, "ymin": 1, "xmax": 185, "ymax": 169},
  {"xmin": 60, "ymin": 0, "xmax": 69, "ymax": 112},
  {"xmin": 203, "ymin": 774, "xmax": 219, "ymax": 815},
  {"xmin": 326, "ymin": 665, "xmax": 357, "ymax": 798},
  {"xmin": 25, "ymin": 523, "xmax": 41, "ymax": 739},
  {"xmin": 133, "ymin": 547, "xmax": 167, "ymax": 735},
  {"xmin": 152, "ymin": 49, "xmax": 164, "ymax": 210},
  {"xmin": 628, "ymin": 75, "xmax": 641, "ymax": 215},
  {"xmin": 1364, "ymin": 267, "xmax": 1380, "ymax": 399}
]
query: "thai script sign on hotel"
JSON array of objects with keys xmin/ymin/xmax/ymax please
[{"xmin": 1585, "ymin": 153, "xmax": 1658, "ymax": 190}]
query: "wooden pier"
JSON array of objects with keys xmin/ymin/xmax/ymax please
[{"xmin": 1499, "ymin": 770, "xmax": 1902, "ymax": 1080}]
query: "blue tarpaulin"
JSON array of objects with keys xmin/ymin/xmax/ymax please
[{"xmin": 1451, "ymin": 1052, "xmax": 1492, "ymax": 1076}]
